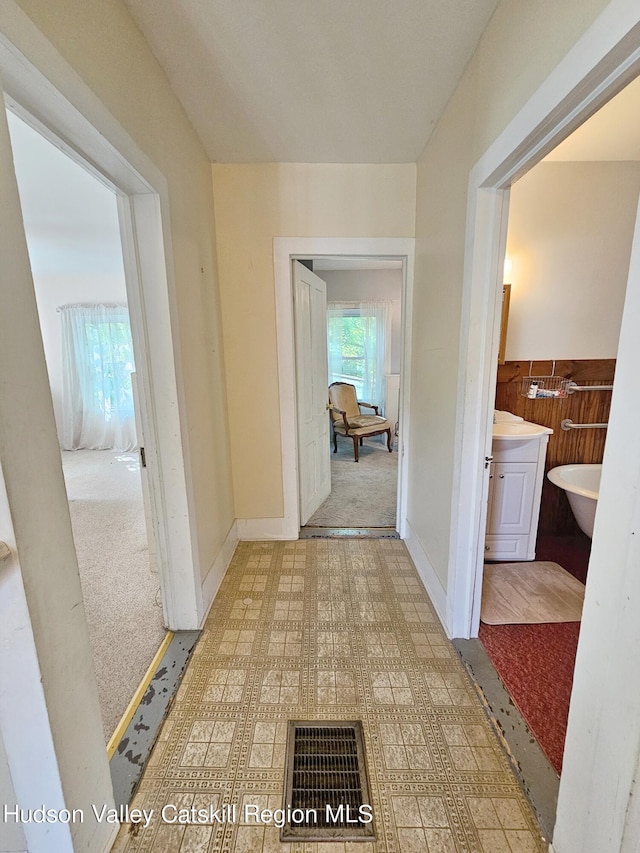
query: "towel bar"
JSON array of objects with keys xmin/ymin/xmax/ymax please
[{"xmin": 561, "ymin": 419, "xmax": 608, "ymax": 431}]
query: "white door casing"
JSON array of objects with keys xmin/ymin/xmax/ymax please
[
  {"xmin": 451, "ymin": 5, "xmax": 640, "ymax": 640},
  {"xmin": 273, "ymin": 237, "xmax": 415, "ymax": 540},
  {"xmin": 293, "ymin": 261, "xmax": 331, "ymax": 525}
]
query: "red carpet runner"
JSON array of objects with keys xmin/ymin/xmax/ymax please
[{"xmin": 479, "ymin": 620, "xmax": 581, "ymax": 775}]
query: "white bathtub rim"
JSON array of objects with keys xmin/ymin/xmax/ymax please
[{"xmin": 547, "ymin": 463, "xmax": 601, "ymax": 502}]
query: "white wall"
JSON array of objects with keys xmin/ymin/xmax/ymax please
[
  {"xmin": 322, "ymin": 268, "xmax": 403, "ymax": 376},
  {"xmin": 7, "ymin": 111, "xmax": 128, "ymax": 442},
  {"xmin": 505, "ymin": 161, "xmax": 640, "ymax": 360}
]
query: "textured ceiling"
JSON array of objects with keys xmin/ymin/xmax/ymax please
[{"xmin": 123, "ymin": 0, "xmax": 500, "ymax": 163}]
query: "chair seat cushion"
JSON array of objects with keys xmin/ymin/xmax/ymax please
[
  {"xmin": 333, "ymin": 415, "xmax": 391, "ymax": 436},
  {"xmin": 348, "ymin": 415, "xmax": 387, "ymax": 429}
]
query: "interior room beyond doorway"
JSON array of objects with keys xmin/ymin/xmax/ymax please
[
  {"xmin": 458, "ymin": 71, "xmax": 640, "ymax": 839},
  {"xmin": 6, "ymin": 108, "xmax": 166, "ymax": 741},
  {"xmin": 298, "ymin": 258, "xmax": 402, "ymax": 533}
]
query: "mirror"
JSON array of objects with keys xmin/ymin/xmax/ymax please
[{"xmin": 498, "ymin": 283, "xmax": 511, "ymax": 364}]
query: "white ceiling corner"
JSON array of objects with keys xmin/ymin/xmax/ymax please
[{"xmin": 122, "ymin": 0, "xmax": 500, "ymax": 164}]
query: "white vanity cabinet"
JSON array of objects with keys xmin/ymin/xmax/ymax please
[{"xmin": 485, "ymin": 426, "xmax": 551, "ymax": 561}]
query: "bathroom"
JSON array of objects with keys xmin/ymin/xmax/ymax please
[{"xmin": 476, "ymin": 75, "xmax": 640, "ymax": 790}]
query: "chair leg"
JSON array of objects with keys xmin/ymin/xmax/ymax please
[
  {"xmin": 333, "ymin": 429, "xmax": 337, "ymax": 453},
  {"xmin": 352, "ymin": 436, "xmax": 359, "ymax": 462},
  {"xmin": 386, "ymin": 428, "xmax": 392, "ymax": 452},
  {"xmin": 359, "ymin": 437, "xmax": 363, "ymax": 446}
]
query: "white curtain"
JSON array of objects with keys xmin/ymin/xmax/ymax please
[
  {"xmin": 60, "ymin": 303, "xmax": 137, "ymax": 451},
  {"xmin": 327, "ymin": 300, "xmax": 390, "ymax": 409}
]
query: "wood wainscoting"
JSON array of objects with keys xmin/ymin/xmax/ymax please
[{"xmin": 494, "ymin": 359, "xmax": 615, "ymax": 535}]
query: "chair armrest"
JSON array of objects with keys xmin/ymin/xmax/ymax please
[
  {"xmin": 328, "ymin": 404, "xmax": 350, "ymax": 430},
  {"xmin": 359, "ymin": 401, "xmax": 380, "ymax": 416}
]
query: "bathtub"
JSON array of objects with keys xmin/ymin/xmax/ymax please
[{"xmin": 547, "ymin": 463, "xmax": 601, "ymax": 538}]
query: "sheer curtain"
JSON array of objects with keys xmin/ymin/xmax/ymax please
[
  {"xmin": 60, "ymin": 303, "xmax": 137, "ymax": 451},
  {"xmin": 327, "ymin": 300, "xmax": 390, "ymax": 410}
]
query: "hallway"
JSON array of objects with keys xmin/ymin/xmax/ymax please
[{"xmin": 112, "ymin": 539, "xmax": 546, "ymax": 852}]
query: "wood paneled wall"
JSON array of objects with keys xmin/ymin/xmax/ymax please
[{"xmin": 495, "ymin": 359, "xmax": 615, "ymax": 535}]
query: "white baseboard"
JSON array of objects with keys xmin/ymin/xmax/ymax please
[
  {"xmin": 403, "ymin": 520, "xmax": 449, "ymax": 636},
  {"xmin": 236, "ymin": 517, "xmax": 298, "ymax": 540},
  {"xmin": 200, "ymin": 521, "xmax": 239, "ymax": 623}
]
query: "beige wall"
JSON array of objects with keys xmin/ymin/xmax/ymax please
[
  {"xmin": 212, "ymin": 163, "xmax": 416, "ymax": 519},
  {"xmin": 505, "ymin": 160, "xmax": 640, "ymax": 360},
  {"xmin": 411, "ymin": 0, "xmax": 611, "ymax": 589},
  {"xmin": 14, "ymin": 0, "xmax": 235, "ymax": 578}
]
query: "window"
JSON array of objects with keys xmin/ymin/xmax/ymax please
[
  {"xmin": 327, "ymin": 301, "xmax": 388, "ymax": 407},
  {"xmin": 60, "ymin": 303, "xmax": 137, "ymax": 450}
]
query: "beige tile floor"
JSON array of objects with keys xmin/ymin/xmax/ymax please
[{"xmin": 112, "ymin": 539, "xmax": 547, "ymax": 852}]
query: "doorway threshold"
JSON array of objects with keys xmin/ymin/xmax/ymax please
[
  {"xmin": 299, "ymin": 526, "xmax": 399, "ymax": 539},
  {"xmin": 109, "ymin": 630, "xmax": 200, "ymax": 807}
]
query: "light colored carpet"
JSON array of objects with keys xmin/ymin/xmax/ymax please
[
  {"xmin": 62, "ymin": 450, "xmax": 165, "ymax": 742},
  {"xmin": 305, "ymin": 436, "xmax": 398, "ymax": 527},
  {"xmin": 481, "ymin": 561, "xmax": 585, "ymax": 625}
]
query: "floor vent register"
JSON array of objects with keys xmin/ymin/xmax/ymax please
[{"xmin": 281, "ymin": 721, "xmax": 375, "ymax": 841}]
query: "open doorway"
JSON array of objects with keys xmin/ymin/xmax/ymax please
[
  {"xmin": 273, "ymin": 237, "xmax": 415, "ymax": 540},
  {"xmin": 6, "ymin": 109, "xmax": 166, "ymax": 742},
  {"xmin": 453, "ymin": 67, "xmax": 640, "ymax": 835},
  {"xmin": 476, "ymin": 73, "xmax": 639, "ymax": 774},
  {"xmin": 297, "ymin": 258, "xmax": 402, "ymax": 535}
]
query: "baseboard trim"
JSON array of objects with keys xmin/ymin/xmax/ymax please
[
  {"xmin": 200, "ymin": 521, "xmax": 239, "ymax": 622},
  {"xmin": 236, "ymin": 517, "xmax": 298, "ymax": 540},
  {"xmin": 404, "ymin": 520, "xmax": 449, "ymax": 635}
]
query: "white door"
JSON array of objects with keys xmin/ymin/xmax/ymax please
[{"xmin": 293, "ymin": 261, "xmax": 331, "ymax": 525}]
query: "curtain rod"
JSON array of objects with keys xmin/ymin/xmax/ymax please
[{"xmin": 56, "ymin": 302, "xmax": 128, "ymax": 312}]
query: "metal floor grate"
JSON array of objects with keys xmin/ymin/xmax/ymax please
[{"xmin": 281, "ymin": 721, "xmax": 375, "ymax": 841}]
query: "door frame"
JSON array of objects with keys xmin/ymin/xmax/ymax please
[
  {"xmin": 0, "ymin": 13, "xmax": 201, "ymax": 629},
  {"xmin": 274, "ymin": 237, "xmax": 415, "ymax": 538},
  {"xmin": 449, "ymin": 5, "xmax": 640, "ymax": 636}
]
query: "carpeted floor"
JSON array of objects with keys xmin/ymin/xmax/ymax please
[
  {"xmin": 479, "ymin": 620, "xmax": 581, "ymax": 775},
  {"xmin": 305, "ymin": 436, "xmax": 397, "ymax": 527},
  {"xmin": 112, "ymin": 539, "xmax": 546, "ymax": 852},
  {"xmin": 62, "ymin": 450, "xmax": 165, "ymax": 742}
]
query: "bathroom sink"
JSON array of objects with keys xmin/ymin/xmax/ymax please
[{"xmin": 492, "ymin": 420, "xmax": 553, "ymax": 439}]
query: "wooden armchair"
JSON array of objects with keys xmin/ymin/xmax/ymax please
[{"xmin": 328, "ymin": 381, "xmax": 393, "ymax": 462}]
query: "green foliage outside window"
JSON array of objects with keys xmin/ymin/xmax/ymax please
[
  {"xmin": 328, "ymin": 312, "xmax": 377, "ymax": 397},
  {"xmin": 84, "ymin": 318, "xmax": 135, "ymax": 419}
]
